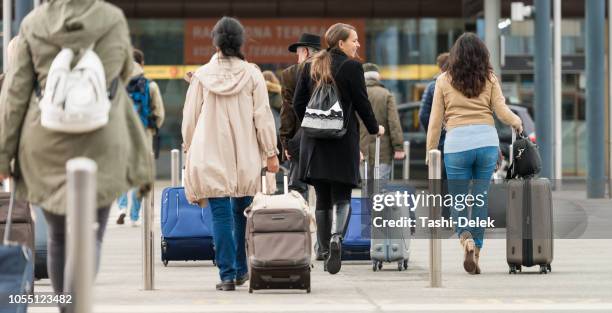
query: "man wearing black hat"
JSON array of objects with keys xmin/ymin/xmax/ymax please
[
  {"xmin": 280, "ymin": 33, "xmax": 322, "ymax": 257},
  {"xmin": 279, "ymin": 33, "xmax": 321, "ymax": 178}
]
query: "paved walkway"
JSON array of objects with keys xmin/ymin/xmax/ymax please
[{"xmin": 28, "ymin": 181, "xmax": 612, "ymax": 313}]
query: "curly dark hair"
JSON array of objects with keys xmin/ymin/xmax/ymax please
[
  {"xmin": 447, "ymin": 33, "xmax": 493, "ymax": 98},
  {"xmin": 212, "ymin": 17, "xmax": 245, "ymax": 60}
]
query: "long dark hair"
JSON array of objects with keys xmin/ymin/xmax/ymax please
[
  {"xmin": 212, "ymin": 17, "xmax": 245, "ymax": 60},
  {"xmin": 447, "ymin": 33, "xmax": 493, "ymax": 98},
  {"xmin": 310, "ymin": 23, "xmax": 356, "ymax": 86}
]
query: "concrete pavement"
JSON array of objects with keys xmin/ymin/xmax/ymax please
[{"xmin": 28, "ymin": 181, "xmax": 612, "ymax": 313}]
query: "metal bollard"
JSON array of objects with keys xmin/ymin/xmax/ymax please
[
  {"xmin": 171, "ymin": 149, "xmax": 180, "ymax": 187},
  {"xmin": 66, "ymin": 158, "xmax": 97, "ymax": 313},
  {"xmin": 143, "ymin": 153, "xmax": 155, "ymax": 290},
  {"xmin": 428, "ymin": 150, "xmax": 442, "ymax": 288},
  {"xmin": 403, "ymin": 141, "xmax": 410, "ymax": 180},
  {"xmin": 362, "ymin": 160, "xmax": 369, "ymax": 197}
]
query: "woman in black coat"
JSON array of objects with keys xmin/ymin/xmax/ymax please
[{"xmin": 293, "ymin": 23, "xmax": 383, "ymax": 275}]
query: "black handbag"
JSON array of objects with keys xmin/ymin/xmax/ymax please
[{"xmin": 506, "ymin": 132, "xmax": 542, "ymax": 179}]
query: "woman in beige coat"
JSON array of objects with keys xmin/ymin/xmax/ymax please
[
  {"xmin": 0, "ymin": 0, "xmax": 153, "ymax": 309},
  {"xmin": 182, "ymin": 17, "xmax": 279, "ymax": 291}
]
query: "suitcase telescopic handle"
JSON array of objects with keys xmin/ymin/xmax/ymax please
[
  {"xmin": 374, "ymin": 136, "xmax": 381, "ymax": 180},
  {"xmin": 260, "ymin": 167, "xmax": 289, "ymax": 195},
  {"xmin": 2, "ymin": 178, "xmax": 16, "ymax": 245}
]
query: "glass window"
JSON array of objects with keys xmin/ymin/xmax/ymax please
[{"xmin": 129, "ymin": 20, "xmax": 185, "ymax": 65}]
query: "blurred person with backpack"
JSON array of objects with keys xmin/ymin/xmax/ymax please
[
  {"xmin": 293, "ymin": 23, "xmax": 383, "ymax": 275},
  {"xmin": 0, "ymin": 0, "xmax": 153, "ymax": 311},
  {"xmin": 116, "ymin": 48, "xmax": 165, "ymax": 226},
  {"xmin": 359, "ymin": 63, "xmax": 404, "ymax": 180},
  {"xmin": 182, "ymin": 17, "xmax": 279, "ymax": 291}
]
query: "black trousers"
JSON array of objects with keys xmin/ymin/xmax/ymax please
[{"xmin": 311, "ymin": 180, "xmax": 352, "ymax": 212}]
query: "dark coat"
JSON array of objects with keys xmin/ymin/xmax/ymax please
[
  {"xmin": 419, "ymin": 80, "xmax": 446, "ymax": 150},
  {"xmin": 279, "ymin": 63, "xmax": 302, "ymax": 161},
  {"xmin": 293, "ymin": 49, "xmax": 379, "ymax": 187}
]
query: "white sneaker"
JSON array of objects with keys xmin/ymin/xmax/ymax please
[{"xmin": 130, "ymin": 220, "xmax": 141, "ymax": 227}]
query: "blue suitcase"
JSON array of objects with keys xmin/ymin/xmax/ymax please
[
  {"xmin": 160, "ymin": 187, "xmax": 215, "ymax": 266},
  {"xmin": 341, "ymin": 197, "xmax": 371, "ymax": 260},
  {"xmin": 0, "ymin": 186, "xmax": 34, "ymax": 313}
]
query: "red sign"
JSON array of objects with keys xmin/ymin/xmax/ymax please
[{"xmin": 184, "ymin": 19, "xmax": 366, "ymax": 65}]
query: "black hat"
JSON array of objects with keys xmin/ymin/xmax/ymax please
[{"xmin": 288, "ymin": 33, "xmax": 322, "ymax": 53}]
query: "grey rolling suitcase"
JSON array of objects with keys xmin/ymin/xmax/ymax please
[
  {"xmin": 370, "ymin": 137, "xmax": 412, "ymax": 271},
  {"xmin": 505, "ymin": 130, "xmax": 553, "ymax": 274},
  {"xmin": 506, "ymin": 178, "xmax": 553, "ymax": 274},
  {"xmin": 245, "ymin": 172, "xmax": 312, "ymax": 293}
]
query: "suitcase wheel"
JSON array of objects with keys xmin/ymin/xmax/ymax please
[
  {"xmin": 397, "ymin": 262, "xmax": 403, "ymax": 271},
  {"xmin": 372, "ymin": 261, "xmax": 382, "ymax": 272},
  {"xmin": 509, "ymin": 264, "xmax": 518, "ymax": 274},
  {"xmin": 547, "ymin": 264, "xmax": 551, "ymax": 272},
  {"xmin": 161, "ymin": 240, "xmax": 167, "ymax": 254},
  {"xmin": 539, "ymin": 265, "xmax": 548, "ymax": 274},
  {"xmin": 249, "ymin": 288, "xmax": 253, "ymax": 293},
  {"xmin": 306, "ymin": 287, "xmax": 311, "ymax": 293},
  {"xmin": 163, "ymin": 259, "xmax": 168, "ymax": 267},
  {"xmin": 403, "ymin": 259, "xmax": 409, "ymax": 270}
]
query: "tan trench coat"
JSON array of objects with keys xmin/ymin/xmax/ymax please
[{"xmin": 182, "ymin": 53, "xmax": 278, "ymax": 205}]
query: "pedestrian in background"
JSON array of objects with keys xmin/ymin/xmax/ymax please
[
  {"xmin": 263, "ymin": 70, "xmax": 282, "ymax": 112},
  {"xmin": 116, "ymin": 48, "xmax": 165, "ymax": 227},
  {"xmin": 0, "ymin": 1, "xmax": 153, "ymax": 311},
  {"xmin": 293, "ymin": 23, "xmax": 383, "ymax": 275},
  {"xmin": 182, "ymin": 16, "xmax": 279, "ymax": 291},
  {"xmin": 419, "ymin": 52, "xmax": 449, "ymax": 179},
  {"xmin": 426, "ymin": 33, "xmax": 522, "ymax": 275},
  {"xmin": 359, "ymin": 62, "xmax": 404, "ymax": 180},
  {"xmin": 280, "ymin": 33, "xmax": 321, "ymax": 194}
]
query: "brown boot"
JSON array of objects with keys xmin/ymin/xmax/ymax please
[
  {"xmin": 459, "ymin": 231, "xmax": 477, "ymax": 274},
  {"xmin": 474, "ymin": 247, "xmax": 481, "ymax": 274}
]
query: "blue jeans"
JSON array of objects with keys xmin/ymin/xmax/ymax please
[
  {"xmin": 444, "ymin": 146, "xmax": 498, "ymax": 249},
  {"xmin": 208, "ymin": 196, "xmax": 253, "ymax": 282},
  {"xmin": 117, "ymin": 189, "xmax": 141, "ymax": 221}
]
